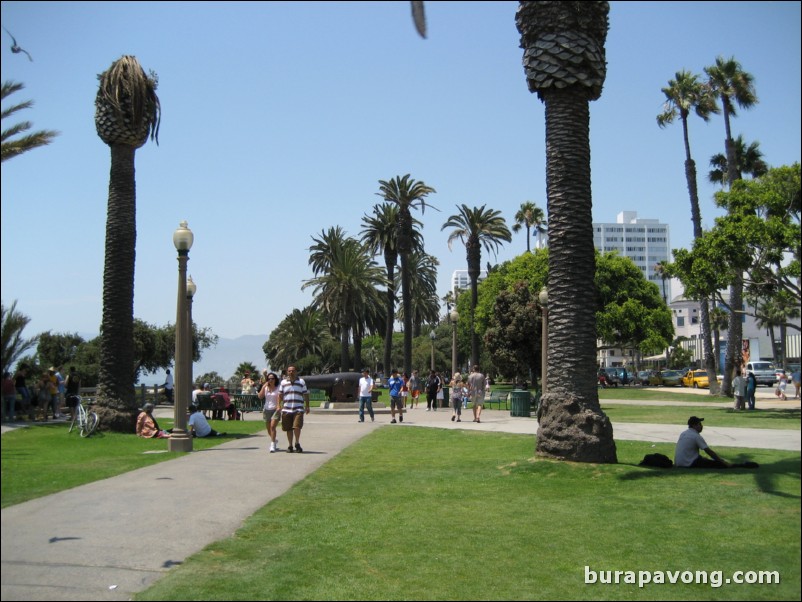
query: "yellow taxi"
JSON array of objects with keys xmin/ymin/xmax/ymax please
[{"xmin": 682, "ymin": 369, "xmax": 712, "ymax": 389}]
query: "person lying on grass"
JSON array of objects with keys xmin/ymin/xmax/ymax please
[{"xmin": 675, "ymin": 416, "xmax": 757, "ymax": 469}]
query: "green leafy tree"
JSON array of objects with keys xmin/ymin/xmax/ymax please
[
  {"xmin": 516, "ymin": 1, "xmax": 617, "ymax": 462},
  {"xmin": 394, "ymin": 251, "xmax": 440, "ymax": 337},
  {"xmin": 442, "ymin": 204, "xmax": 511, "ymax": 368},
  {"xmin": 33, "ymin": 332, "xmax": 84, "ymax": 372},
  {"xmin": 264, "ymin": 307, "xmax": 336, "ymax": 374},
  {"xmin": 483, "ymin": 282, "xmax": 540, "ymax": 383},
  {"xmin": 657, "ymin": 68, "xmax": 720, "ymax": 393},
  {"xmin": 1, "ymin": 80, "xmax": 58, "ymax": 163},
  {"xmin": 705, "ymin": 56, "xmax": 758, "ymax": 394},
  {"xmin": 377, "ymin": 175, "xmax": 436, "ymax": 376},
  {"xmin": 93, "ymin": 55, "xmax": 161, "ymax": 432}
]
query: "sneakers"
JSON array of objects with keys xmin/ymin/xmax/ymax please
[
  {"xmin": 399, "ymin": 414, "xmax": 403, "ymax": 423},
  {"xmin": 391, "ymin": 419, "xmax": 397, "ymax": 424},
  {"xmin": 295, "ymin": 443, "xmax": 303, "ymax": 453},
  {"xmin": 451, "ymin": 416, "xmax": 455, "ymax": 422},
  {"xmin": 287, "ymin": 446, "xmax": 295, "ymax": 453},
  {"xmin": 269, "ymin": 441, "xmax": 276, "ymax": 453}
]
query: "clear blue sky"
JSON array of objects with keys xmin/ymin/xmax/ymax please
[{"xmin": 2, "ymin": 1, "xmax": 800, "ymax": 344}]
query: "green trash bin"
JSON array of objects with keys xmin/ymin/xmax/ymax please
[
  {"xmin": 509, "ymin": 390, "xmax": 531, "ymax": 417},
  {"xmin": 441, "ymin": 386, "xmax": 450, "ymax": 409}
]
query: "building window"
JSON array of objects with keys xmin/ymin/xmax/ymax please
[{"xmin": 677, "ymin": 317, "xmax": 685, "ymax": 327}]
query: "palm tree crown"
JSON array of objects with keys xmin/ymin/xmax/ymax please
[
  {"xmin": 442, "ymin": 204, "xmax": 511, "ymax": 366},
  {"xmin": 1, "ymin": 80, "xmax": 59, "ymax": 163},
  {"xmin": 377, "ymin": 174, "xmax": 435, "ymax": 375},
  {"xmin": 511, "ymin": 200, "xmax": 546, "ymax": 252}
]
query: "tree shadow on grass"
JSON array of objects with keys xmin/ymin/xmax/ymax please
[{"xmin": 617, "ymin": 455, "xmax": 801, "ymax": 500}]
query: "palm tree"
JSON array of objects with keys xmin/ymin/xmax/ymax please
[
  {"xmin": 264, "ymin": 307, "xmax": 332, "ymax": 372},
  {"xmin": 395, "ymin": 251, "xmax": 440, "ymax": 336},
  {"xmin": 377, "ymin": 175, "xmax": 436, "ymax": 375},
  {"xmin": 511, "ymin": 201, "xmax": 547, "ymax": 252},
  {"xmin": 1, "ymin": 80, "xmax": 59, "ymax": 163},
  {"xmin": 0, "ymin": 300, "xmax": 39, "ymax": 379},
  {"xmin": 516, "ymin": 1, "xmax": 617, "ymax": 463},
  {"xmin": 304, "ymin": 234, "xmax": 386, "ymax": 371},
  {"xmin": 442, "ymin": 204, "xmax": 511, "ymax": 368},
  {"xmin": 705, "ymin": 56, "xmax": 758, "ymax": 396},
  {"xmin": 93, "ymin": 56, "xmax": 161, "ymax": 431},
  {"xmin": 360, "ymin": 203, "xmax": 423, "ymax": 374},
  {"xmin": 657, "ymin": 69, "xmax": 720, "ymax": 394},
  {"xmin": 708, "ymin": 135, "xmax": 768, "ymax": 186}
]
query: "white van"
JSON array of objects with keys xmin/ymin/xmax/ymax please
[{"xmin": 745, "ymin": 361, "xmax": 776, "ymax": 387}]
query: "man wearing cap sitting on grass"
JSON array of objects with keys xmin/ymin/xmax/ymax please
[{"xmin": 675, "ymin": 416, "xmax": 757, "ymax": 469}]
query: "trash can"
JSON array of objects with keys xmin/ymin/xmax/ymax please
[
  {"xmin": 441, "ymin": 386, "xmax": 450, "ymax": 409},
  {"xmin": 509, "ymin": 390, "xmax": 531, "ymax": 417}
]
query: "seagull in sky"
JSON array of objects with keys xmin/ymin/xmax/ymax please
[{"xmin": 3, "ymin": 26, "xmax": 33, "ymax": 61}]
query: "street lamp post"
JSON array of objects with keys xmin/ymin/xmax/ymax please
[
  {"xmin": 539, "ymin": 287, "xmax": 548, "ymax": 396},
  {"xmin": 430, "ymin": 330, "xmax": 436, "ymax": 371},
  {"xmin": 169, "ymin": 221, "xmax": 194, "ymax": 452},
  {"xmin": 450, "ymin": 308, "xmax": 459, "ymax": 377},
  {"xmin": 186, "ymin": 275, "xmax": 197, "ymax": 399}
]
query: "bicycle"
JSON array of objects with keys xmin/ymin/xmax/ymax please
[{"xmin": 67, "ymin": 395, "xmax": 99, "ymax": 437}]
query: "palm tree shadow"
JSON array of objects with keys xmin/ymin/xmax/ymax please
[{"xmin": 618, "ymin": 455, "xmax": 801, "ymax": 500}]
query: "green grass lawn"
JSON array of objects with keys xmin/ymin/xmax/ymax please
[
  {"xmin": 135, "ymin": 428, "xmax": 801, "ymax": 601},
  {"xmin": 599, "ymin": 405, "xmax": 801, "ymax": 429},
  {"xmin": 0, "ymin": 418, "xmax": 265, "ymax": 507}
]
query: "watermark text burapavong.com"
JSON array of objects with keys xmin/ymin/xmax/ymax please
[{"xmin": 584, "ymin": 566, "xmax": 781, "ymax": 589}]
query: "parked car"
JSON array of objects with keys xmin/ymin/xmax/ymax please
[
  {"xmin": 635, "ymin": 370, "xmax": 654, "ymax": 386},
  {"xmin": 599, "ymin": 367, "xmax": 630, "ymax": 387},
  {"xmin": 745, "ymin": 361, "xmax": 777, "ymax": 387},
  {"xmin": 657, "ymin": 369, "xmax": 684, "ymax": 387},
  {"xmin": 682, "ymin": 369, "xmax": 712, "ymax": 389}
]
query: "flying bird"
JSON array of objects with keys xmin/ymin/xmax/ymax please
[
  {"xmin": 411, "ymin": 1, "xmax": 426, "ymax": 39},
  {"xmin": 3, "ymin": 26, "xmax": 33, "ymax": 61}
]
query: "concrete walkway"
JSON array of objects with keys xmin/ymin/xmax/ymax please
[{"xmin": 1, "ymin": 390, "xmax": 799, "ymax": 601}]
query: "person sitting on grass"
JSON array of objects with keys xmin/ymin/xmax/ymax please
[
  {"xmin": 136, "ymin": 403, "xmax": 170, "ymax": 439},
  {"xmin": 188, "ymin": 402, "xmax": 224, "ymax": 437},
  {"xmin": 674, "ymin": 416, "xmax": 757, "ymax": 469}
]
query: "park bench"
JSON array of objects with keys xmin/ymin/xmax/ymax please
[
  {"xmin": 232, "ymin": 394, "xmax": 261, "ymax": 417},
  {"xmin": 308, "ymin": 389, "xmax": 328, "ymax": 403},
  {"xmin": 484, "ymin": 390, "xmax": 510, "ymax": 410}
]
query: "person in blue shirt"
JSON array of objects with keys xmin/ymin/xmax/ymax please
[{"xmin": 387, "ymin": 368, "xmax": 404, "ymax": 424}]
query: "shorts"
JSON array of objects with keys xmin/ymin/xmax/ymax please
[
  {"xmin": 390, "ymin": 396, "xmax": 404, "ymax": 410},
  {"xmin": 65, "ymin": 394, "xmax": 79, "ymax": 408},
  {"xmin": 411, "ymin": 389, "xmax": 420, "ymax": 398},
  {"xmin": 263, "ymin": 408, "xmax": 280, "ymax": 422},
  {"xmin": 471, "ymin": 392, "xmax": 484, "ymax": 407},
  {"xmin": 281, "ymin": 411, "xmax": 304, "ymax": 432}
]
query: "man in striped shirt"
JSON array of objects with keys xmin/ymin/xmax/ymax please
[{"xmin": 278, "ymin": 366, "xmax": 310, "ymax": 453}]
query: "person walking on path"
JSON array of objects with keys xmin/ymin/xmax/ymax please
[
  {"xmin": 408, "ymin": 369, "xmax": 421, "ymax": 409},
  {"xmin": 776, "ymin": 372, "xmax": 788, "ymax": 401},
  {"xmin": 387, "ymin": 369, "xmax": 404, "ymax": 423},
  {"xmin": 258, "ymin": 372, "xmax": 281, "ymax": 452},
  {"xmin": 424, "ymin": 370, "xmax": 441, "ymax": 411},
  {"xmin": 358, "ymin": 369, "xmax": 375, "ymax": 423},
  {"xmin": 450, "ymin": 373, "xmax": 465, "ymax": 422},
  {"xmin": 468, "ymin": 365, "xmax": 486, "ymax": 423},
  {"xmin": 792, "ymin": 368, "xmax": 801, "ymax": 399},
  {"xmin": 278, "ymin": 365, "xmax": 310, "ymax": 452}
]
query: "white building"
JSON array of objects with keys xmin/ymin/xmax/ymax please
[
  {"xmin": 593, "ymin": 211, "xmax": 672, "ymax": 302},
  {"xmin": 451, "ymin": 269, "xmax": 487, "ymax": 297}
]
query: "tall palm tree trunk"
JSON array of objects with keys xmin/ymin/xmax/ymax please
[
  {"xmin": 96, "ymin": 144, "xmax": 137, "ymax": 430},
  {"xmin": 400, "ymin": 251, "xmax": 413, "ymax": 375},
  {"xmin": 536, "ymin": 89, "xmax": 616, "ymax": 463},
  {"xmin": 384, "ymin": 261, "xmax": 395, "ymax": 376}
]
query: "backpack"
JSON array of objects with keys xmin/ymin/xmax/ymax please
[{"xmin": 639, "ymin": 453, "xmax": 673, "ymax": 469}]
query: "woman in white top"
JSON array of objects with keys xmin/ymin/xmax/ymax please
[{"xmin": 259, "ymin": 372, "xmax": 281, "ymax": 452}]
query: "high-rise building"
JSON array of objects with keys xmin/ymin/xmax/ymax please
[
  {"xmin": 451, "ymin": 269, "xmax": 487, "ymax": 297},
  {"xmin": 593, "ymin": 211, "xmax": 671, "ymax": 302}
]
